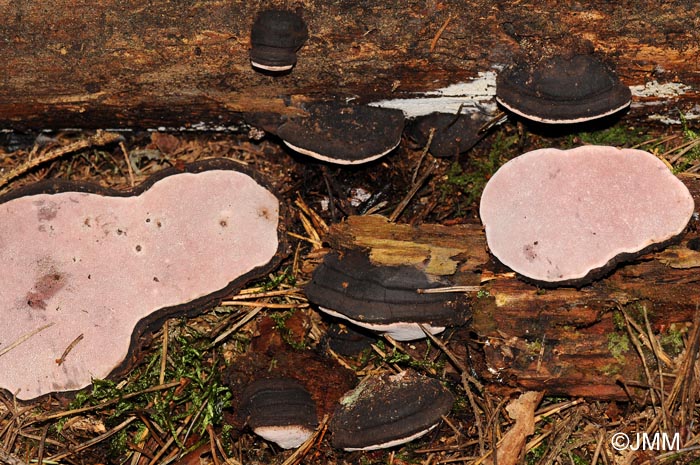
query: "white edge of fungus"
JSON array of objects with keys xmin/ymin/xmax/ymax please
[
  {"xmin": 281, "ymin": 137, "xmax": 400, "ymax": 165},
  {"xmin": 250, "ymin": 60, "xmax": 294, "ymax": 72},
  {"xmin": 368, "ymin": 71, "xmax": 499, "ymax": 118},
  {"xmin": 495, "ymin": 97, "xmax": 632, "ymax": 124},
  {"xmin": 342, "ymin": 423, "xmax": 439, "ymax": 451},
  {"xmin": 254, "ymin": 425, "xmax": 315, "ymax": 449},
  {"xmin": 318, "ymin": 306, "xmax": 445, "ymax": 341}
]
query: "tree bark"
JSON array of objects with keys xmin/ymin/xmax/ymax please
[
  {"xmin": 0, "ymin": 1, "xmax": 698, "ymax": 129},
  {"xmin": 324, "ymin": 174, "xmax": 700, "ymax": 401}
]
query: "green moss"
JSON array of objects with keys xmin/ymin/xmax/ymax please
[
  {"xmin": 565, "ymin": 125, "xmax": 650, "ymax": 148},
  {"xmin": 608, "ymin": 333, "xmax": 631, "ymax": 364},
  {"xmin": 269, "ymin": 310, "xmax": 308, "ymax": 350},
  {"xmin": 526, "ymin": 339, "xmax": 543, "ymax": 355},
  {"xmin": 600, "ymin": 363, "xmax": 622, "ymax": 376},
  {"xmin": 526, "ymin": 442, "xmax": 548, "ymax": 465},
  {"xmin": 672, "ymin": 113, "xmax": 700, "ymax": 173},
  {"xmin": 69, "ymin": 320, "xmax": 233, "ymax": 455},
  {"xmin": 660, "ymin": 326, "xmax": 686, "ymax": 357},
  {"xmin": 260, "ymin": 267, "xmax": 296, "ymax": 290},
  {"xmin": 440, "ymin": 132, "xmax": 518, "ymax": 212},
  {"xmin": 476, "ymin": 289, "xmax": 491, "ymax": 299},
  {"xmin": 570, "ymin": 452, "xmax": 590, "ymax": 465},
  {"xmin": 612, "ymin": 309, "xmax": 625, "ymax": 330}
]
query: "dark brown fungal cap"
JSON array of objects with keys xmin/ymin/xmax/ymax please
[
  {"xmin": 496, "ymin": 54, "xmax": 631, "ymax": 124},
  {"xmin": 241, "ymin": 378, "xmax": 318, "ymax": 449},
  {"xmin": 250, "ymin": 9, "xmax": 308, "ymax": 72},
  {"xmin": 330, "ymin": 370, "xmax": 454, "ymax": 451},
  {"xmin": 406, "ymin": 111, "xmax": 488, "ymax": 158},
  {"xmin": 305, "ymin": 250, "xmax": 469, "ymax": 340},
  {"xmin": 276, "ymin": 102, "xmax": 405, "ymax": 165}
]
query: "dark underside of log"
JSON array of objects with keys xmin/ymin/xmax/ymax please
[
  {"xmin": 0, "ymin": 0, "xmax": 699, "ymax": 129},
  {"xmin": 325, "ymin": 175, "xmax": 700, "ymax": 401}
]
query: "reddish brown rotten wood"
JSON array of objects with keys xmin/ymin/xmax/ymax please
[
  {"xmin": 0, "ymin": 1, "xmax": 698, "ymax": 129},
  {"xmin": 324, "ymin": 175, "xmax": 700, "ymax": 401}
]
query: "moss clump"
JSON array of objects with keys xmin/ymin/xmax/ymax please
[
  {"xmin": 440, "ymin": 132, "xmax": 518, "ymax": 213},
  {"xmin": 565, "ymin": 124, "xmax": 651, "ymax": 148},
  {"xmin": 608, "ymin": 333, "xmax": 631, "ymax": 364}
]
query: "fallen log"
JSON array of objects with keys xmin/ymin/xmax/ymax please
[
  {"xmin": 322, "ymin": 175, "xmax": 700, "ymax": 400},
  {"xmin": 0, "ymin": 1, "xmax": 698, "ymax": 129}
]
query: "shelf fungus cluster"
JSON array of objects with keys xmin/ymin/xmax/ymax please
[
  {"xmin": 496, "ymin": 54, "xmax": 632, "ymax": 124},
  {"xmin": 480, "ymin": 146, "xmax": 695, "ymax": 287},
  {"xmin": 277, "ymin": 101, "xmax": 405, "ymax": 165},
  {"xmin": 0, "ymin": 159, "xmax": 282, "ymax": 400},
  {"xmin": 305, "ymin": 250, "xmax": 469, "ymax": 341},
  {"xmin": 240, "ymin": 370, "xmax": 454, "ymax": 451},
  {"xmin": 249, "ymin": 9, "xmax": 308, "ymax": 73}
]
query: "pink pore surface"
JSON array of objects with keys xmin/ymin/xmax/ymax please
[
  {"xmin": 0, "ymin": 170, "xmax": 279, "ymax": 400},
  {"xmin": 480, "ymin": 146, "xmax": 695, "ymax": 283}
]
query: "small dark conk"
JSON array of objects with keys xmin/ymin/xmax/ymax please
[
  {"xmin": 277, "ymin": 102, "xmax": 405, "ymax": 165},
  {"xmin": 250, "ymin": 9, "xmax": 308, "ymax": 72},
  {"xmin": 330, "ymin": 370, "xmax": 454, "ymax": 451},
  {"xmin": 496, "ymin": 54, "xmax": 631, "ymax": 124}
]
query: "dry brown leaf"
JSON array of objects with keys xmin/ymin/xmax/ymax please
[{"xmin": 484, "ymin": 391, "xmax": 544, "ymax": 465}]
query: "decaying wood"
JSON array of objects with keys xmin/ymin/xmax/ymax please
[
  {"xmin": 324, "ymin": 175, "xmax": 700, "ymax": 401},
  {"xmin": 0, "ymin": 1, "xmax": 698, "ymax": 129}
]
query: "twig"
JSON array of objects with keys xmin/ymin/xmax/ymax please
[
  {"xmin": 0, "ymin": 323, "xmax": 55, "ymax": 359},
  {"xmin": 34, "ymin": 381, "xmax": 181, "ymax": 422},
  {"xmin": 417, "ymin": 285, "xmax": 481, "ymax": 294},
  {"xmin": 219, "ymin": 300, "xmax": 307, "ymax": 309},
  {"xmin": 412, "ymin": 127, "xmax": 436, "ymax": 184},
  {"xmin": 389, "ymin": 162, "xmax": 436, "ymax": 222},
  {"xmin": 159, "ymin": 320, "xmax": 169, "ymax": 386},
  {"xmin": 0, "ymin": 449, "xmax": 29, "ymax": 465},
  {"xmin": 147, "ymin": 415, "xmax": 191, "ymax": 465},
  {"xmin": 37, "ymin": 424, "xmax": 49, "ymax": 465},
  {"xmin": 210, "ymin": 306, "xmax": 263, "ymax": 348},
  {"xmin": 280, "ymin": 415, "xmax": 330, "ymax": 465},
  {"xmin": 420, "ymin": 324, "xmax": 466, "ymax": 373},
  {"xmin": 119, "ymin": 140, "xmax": 136, "ymax": 187},
  {"xmin": 46, "ymin": 416, "xmax": 138, "ymax": 462},
  {"xmin": 0, "ymin": 131, "xmax": 123, "ymax": 190},
  {"xmin": 430, "ymin": 15, "xmax": 454, "ymax": 52},
  {"xmin": 55, "ymin": 333, "xmax": 84, "ymax": 366},
  {"xmin": 228, "ymin": 288, "xmax": 305, "ymax": 300}
]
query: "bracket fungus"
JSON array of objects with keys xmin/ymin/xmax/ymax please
[
  {"xmin": 0, "ymin": 159, "xmax": 283, "ymax": 400},
  {"xmin": 250, "ymin": 9, "xmax": 308, "ymax": 73},
  {"xmin": 241, "ymin": 378, "xmax": 318, "ymax": 449},
  {"xmin": 406, "ymin": 111, "xmax": 487, "ymax": 158},
  {"xmin": 330, "ymin": 370, "xmax": 454, "ymax": 451},
  {"xmin": 305, "ymin": 250, "xmax": 468, "ymax": 341},
  {"xmin": 496, "ymin": 54, "xmax": 631, "ymax": 124},
  {"xmin": 276, "ymin": 102, "xmax": 405, "ymax": 165},
  {"xmin": 480, "ymin": 146, "xmax": 695, "ymax": 286}
]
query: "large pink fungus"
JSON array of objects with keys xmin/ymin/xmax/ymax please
[
  {"xmin": 0, "ymin": 159, "xmax": 282, "ymax": 400},
  {"xmin": 480, "ymin": 146, "xmax": 695, "ymax": 286}
]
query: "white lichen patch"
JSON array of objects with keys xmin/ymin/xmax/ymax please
[
  {"xmin": 630, "ymin": 80, "xmax": 691, "ymax": 99},
  {"xmin": 369, "ymin": 71, "xmax": 498, "ymax": 118}
]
